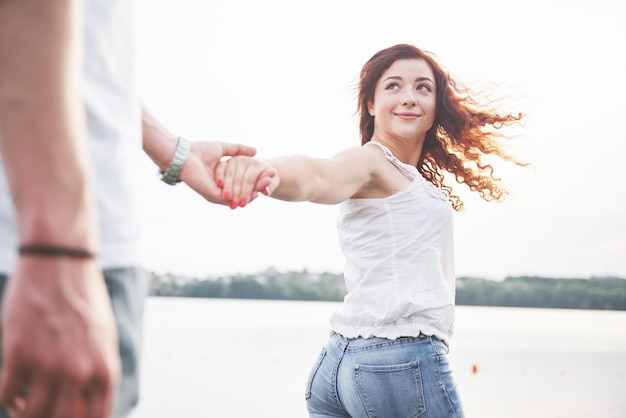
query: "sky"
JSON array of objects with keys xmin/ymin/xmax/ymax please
[{"xmin": 132, "ymin": 0, "xmax": 626, "ymax": 280}]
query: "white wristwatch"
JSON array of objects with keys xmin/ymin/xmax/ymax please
[{"xmin": 160, "ymin": 136, "xmax": 191, "ymax": 185}]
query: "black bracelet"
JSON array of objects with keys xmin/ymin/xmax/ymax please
[{"xmin": 18, "ymin": 244, "xmax": 96, "ymax": 259}]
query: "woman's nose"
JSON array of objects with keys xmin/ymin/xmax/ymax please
[{"xmin": 401, "ymin": 88, "xmax": 417, "ymax": 106}]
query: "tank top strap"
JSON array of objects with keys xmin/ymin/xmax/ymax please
[{"xmin": 368, "ymin": 141, "xmax": 417, "ymax": 181}]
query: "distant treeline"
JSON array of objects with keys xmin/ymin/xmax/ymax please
[
  {"xmin": 455, "ymin": 276, "xmax": 626, "ymax": 310},
  {"xmin": 148, "ymin": 270, "xmax": 626, "ymax": 311},
  {"xmin": 149, "ymin": 269, "xmax": 347, "ymax": 302}
]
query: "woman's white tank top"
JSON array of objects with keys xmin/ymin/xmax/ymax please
[{"xmin": 330, "ymin": 141, "xmax": 456, "ymax": 345}]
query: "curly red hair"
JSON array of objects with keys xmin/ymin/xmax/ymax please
[{"xmin": 358, "ymin": 44, "xmax": 526, "ymax": 211}]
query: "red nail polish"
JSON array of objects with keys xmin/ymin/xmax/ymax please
[
  {"xmin": 229, "ymin": 201, "xmax": 237, "ymax": 209},
  {"xmin": 239, "ymin": 199, "xmax": 246, "ymax": 208},
  {"xmin": 217, "ymin": 179, "xmax": 224, "ymax": 188},
  {"xmin": 223, "ymin": 191, "xmax": 231, "ymax": 201}
]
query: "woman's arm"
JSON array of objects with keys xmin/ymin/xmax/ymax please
[
  {"xmin": 218, "ymin": 146, "xmax": 380, "ymax": 206},
  {"xmin": 267, "ymin": 147, "xmax": 375, "ymax": 204}
]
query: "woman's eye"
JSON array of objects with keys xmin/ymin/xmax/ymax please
[
  {"xmin": 417, "ymin": 84, "xmax": 432, "ymax": 92},
  {"xmin": 385, "ymin": 83, "xmax": 400, "ymax": 90}
]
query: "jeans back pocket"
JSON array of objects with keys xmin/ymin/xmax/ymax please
[{"xmin": 354, "ymin": 360, "xmax": 426, "ymax": 418}]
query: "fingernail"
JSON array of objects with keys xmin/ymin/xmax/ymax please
[
  {"xmin": 217, "ymin": 179, "xmax": 224, "ymax": 188},
  {"xmin": 223, "ymin": 191, "xmax": 231, "ymax": 201},
  {"xmin": 263, "ymin": 186, "xmax": 270, "ymax": 195},
  {"xmin": 229, "ymin": 201, "xmax": 237, "ymax": 209},
  {"xmin": 239, "ymin": 199, "xmax": 246, "ymax": 208}
]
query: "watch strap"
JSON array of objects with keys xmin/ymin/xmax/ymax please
[{"xmin": 160, "ymin": 136, "xmax": 191, "ymax": 185}]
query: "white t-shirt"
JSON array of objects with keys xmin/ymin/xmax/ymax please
[
  {"xmin": 0, "ymin": 0, "xmax": 143, "ymax": 272},
  {"xmin": 330, "ymin": 142, "xmax": 456, "ymax": 345}
]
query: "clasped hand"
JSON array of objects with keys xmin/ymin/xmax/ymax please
[
  {"xmin": 174, "ymin": 141, "xmax": 276, "ymax": 208},
  {"xmin": 215, "ymin": 156, "xmax": 279, "ymax": 209}
]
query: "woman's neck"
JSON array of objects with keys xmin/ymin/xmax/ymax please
[{"xmin": 369, "ymin": 133, "xmax": 424, "ymax": 166}]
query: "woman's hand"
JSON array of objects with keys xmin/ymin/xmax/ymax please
[{"xmin": 215, "ymin": 156, "xmax": 279, "ymax": 209}]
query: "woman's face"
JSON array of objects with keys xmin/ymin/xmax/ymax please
[{"xmin": 368, "ymin": 58, "xmax": 436, "ymax": 143}]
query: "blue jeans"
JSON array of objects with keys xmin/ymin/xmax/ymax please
[
  {"xmin": 0, "ymin": 267, "xmax": 149, "ymax": 418},
  {"xmin": 305, "ymin": 332, "xmax": 465, "ymax": 418}
]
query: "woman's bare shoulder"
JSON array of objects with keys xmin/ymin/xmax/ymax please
[{"xmin": 332, "ymin": 143, "xmax": 387, "ymax": 167}]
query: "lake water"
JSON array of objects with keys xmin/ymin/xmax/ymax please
[{"xmin": 129, "ymin": 298, "xmax": 626, "ymax": 418}]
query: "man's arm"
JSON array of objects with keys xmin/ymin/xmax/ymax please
[
  {"xmin": 0, "ymin": 0, "xmax": 93, "ymax": 248},
  {"xmin": 0, "ymin": 1, "xmax": 120, "ymax": 417}
]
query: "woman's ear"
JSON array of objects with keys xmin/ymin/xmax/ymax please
[{"xmin": 368, "ymin": 101, "xmax": 375, "ymax": 117}]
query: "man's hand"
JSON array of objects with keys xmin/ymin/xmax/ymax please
[
  {"xmin": 141, "ymin": 106, "xmax": 274, "ymax": 205},
  {"xmin": 0, "ymin": 258, "xmax": 120, "ymax": 418},
  {"xmin": 180, "ymin": 141, "xmax": 275, "ymax": 206}
]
